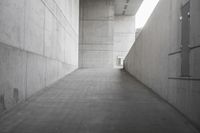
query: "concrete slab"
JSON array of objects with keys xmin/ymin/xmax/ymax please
[
  {"xmin": 0, "ymin": 69, "xmax": 198, "ymax": 133},
  {"xmin": 44, "ymin": 8, "xmax": 58, "ymax": 60},
  {"xmin": 189, "ymin": 81, "xmax": 200, "ymax": 125},
  {"xmin": 24, "ymin": 0, "xmax": 45, "ymax": 55},
  {"xmin": 190, "ymin": 0, "xmax": 200, "ymax": 44},
  {"xmin": 0, "ymin": 0, "xmax": 79, "ymax": 116},
  {"xmin": 80, "ymin": 44, "xmax": 113, "ymax": 51},
  {"xmin": 64, "ymin": 35, "xmax": 78, "ymax": 66},
  {"xmin": 168, "ymin": 54, "xmax": 181, "ymax": 77},
  {"xmin": 82, "ymin": 0, "xmax": 114, "ymax": 20},
  {"xmin": 0, "ymin": 44, "xmax": 26, "ymax": 113},
  {"xmin": 45, "ymin": 58, "xmax": 59, "ymax": 87},
  {"xmin": 114, "ymin": 34, "xmax": 135, "ymax": 51},
  {"xmin": 79, "ymin": 0, "xmax": 114, "ymax": 68},
  {"xmin": 57, "ymin": 23, "xmax": 65, "ymax": 62},
  {"xmin": 114, "ymin": 16, "xmax": 135, "ymax": 33},
  {"xmin": 26, "ymin": 53, "xmax": 46, "ymax": 97},
  {"xmin": 191, "ymin": 43, "xmax": 200, "ymax": 77},
  {"xmin": 81, "ymin": 51, "xmax": 113, "ymax": 68},
  {"xmin": 82, "ymin": 20, "xmax": 114, "ymax": 44},
  {"xmin": 113, "ymin": 16, "xmax": 135, "ymax": 68},
  {"xmin": 124, "ymin": 0, "xmax": 200, "ymax": 129},
  {"xmin": 71, "ymin": 0, "xmax": 80, "ymax": 33},
  {"xmin": 0, "ymin": 0, "xmax": 25, "ymax": 49}
]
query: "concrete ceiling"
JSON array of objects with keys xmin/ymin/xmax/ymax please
[{"xmin": 114, "ymin": 0, "xmax": 143, "ymax": 16}]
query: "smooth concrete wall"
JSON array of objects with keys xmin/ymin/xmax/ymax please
[
  {"xmin": 79, "ymin": 0, "xmax": 114, "ymax": 68},
  {"xmin": 113, "ymin": 16, "xmax": 135, "ymax": 68},
  {"xmin": 0, "ymin": 0, "xmax": 79, "ymax": 113},
  {"xmin": 125, "ymin": 0, "xmax": 200, "ymax": 128}
]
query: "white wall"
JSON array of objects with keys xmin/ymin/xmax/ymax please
[{"xmin": 0, "ymin": 0, "xmax": 79, "ymax": 113}]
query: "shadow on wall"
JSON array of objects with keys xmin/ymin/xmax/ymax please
[{"xmin": 124, "ymin": 0, "xmax": 200, "ymax": 130}]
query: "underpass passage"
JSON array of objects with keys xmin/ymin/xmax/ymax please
[{"xmin": 0, "ymin": 69, "xmax": 198, "ymax": 133}]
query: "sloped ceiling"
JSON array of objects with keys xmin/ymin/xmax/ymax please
[{"xmin": 114, "ymin": 0, "xmax": 143, "ymax": 16}]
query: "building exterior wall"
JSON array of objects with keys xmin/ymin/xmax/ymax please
[
  {"xmin": 113, "ymin": 16, "xmax": 135, "ymax": 68},
  {"xmin": 0, "ymin": 0, "xmax": 79, "ymax": 113},
  {"xmin": 125, "ymin": 0, "xmax": 200, "ymax": 128},
  {"xmin": 79, "ymin": 0, "xmax": 114, "ymax": 68}
]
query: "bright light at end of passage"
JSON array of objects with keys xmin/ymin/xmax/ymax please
[{"xmin": 136, "ymin": 0, "xmax": 160, "ymax": 29}]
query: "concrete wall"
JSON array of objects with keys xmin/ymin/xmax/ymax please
[
  {"xmin": 79, "ymin": 0, "xmax": 114, "ymax": 68},
  {"xmin": 0, "ymin": 0, "xmax": 79, "ymax": 113},
  {"xmin": 113, "ymin": 16, "xmax": 135, "ymax": 68},
  {"xmin": 125, "ymin": 0, "xmax": 200, "ymax": 128}
]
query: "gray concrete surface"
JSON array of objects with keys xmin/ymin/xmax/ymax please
[
  {"xmin": 113, "ymin": 16, "xmax": 135, "ymax": 68},
  {"xmin": 79, "ymin": 0, "xmax": 114, "ymax": 68},
  {"xmin": 0, "ymin": 0, "xmax": 79, "ymax": 113},
  {"xmin": 114, "ymin": 0, "xmax": 142, "ymax": 16},
  {"xmin": 125, "ymin": 0, "xmax": 200, "ymax": 129},
  {"xmin": 79, "ymin": 0, "xmax": 136, "ymax": 68},
  {"xmin": 0, "ymin": 69, "xmax": 199, "ymax": 133}
]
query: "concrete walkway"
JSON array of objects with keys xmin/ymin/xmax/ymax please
[{"xmin": 0, "ymin": 69, "xmax": 198, "ymax": 133}]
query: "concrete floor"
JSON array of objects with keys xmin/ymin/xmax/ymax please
[{"xmin": 0, "ymin": 69, "xmax": 198, "ymax": 133}]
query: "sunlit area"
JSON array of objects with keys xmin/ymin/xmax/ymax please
[{"xmin": 136, "ymin": 0, "xmax": 160, "ymax": 29}]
